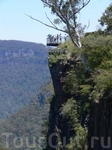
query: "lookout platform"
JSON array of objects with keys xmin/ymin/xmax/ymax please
[
  {"xmin": 49, "ymin": 49, "xmax": 67, "ymax": 54},
  {"xmin": 47, "ymin": 43, "xmax": 59, "ymax": 46},
  {"xmin": 46, "ymin": 34, "xmax": 69, "ymax": 47}
]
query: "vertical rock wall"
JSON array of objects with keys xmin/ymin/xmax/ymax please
[
  {"xmin": 89, "ymin": 99, "xmax": 112, "ymax": 150},
  {"xmin": 48, "ymin": 60, "xmax": 72, "ymax": 149},
  {"xmin": 48, "ymin": 58, "xmax": 112, "ymax": 150}
]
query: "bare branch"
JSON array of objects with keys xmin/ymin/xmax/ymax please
[
  {"xmin": 25, "ymin": 14, "xmax": 67, "ymax": 33},
  {"xmin": 37, "ymin": 0, "xmax": 91, "ymax": 70},
  {"xmin": 45, "ymin": 13, "xmax": 57, "ymax": 28},
  {"xmin": 69, "ymin": 0, "xmax": 91, "ymax": 20}
]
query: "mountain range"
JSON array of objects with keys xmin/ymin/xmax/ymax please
[{"xmin": 0, "ymin": 40, "xmax": 50, "ymax": 120}]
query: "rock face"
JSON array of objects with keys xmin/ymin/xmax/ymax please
[
  {"xmin": 48, "ymin": 59, "xmax": 112, "ymax": 150},
  {"xmin": 47, "ymin": 35, "xmax": 112, "ymax": 150},
  {"xmin": 47, "ymin": 59, "xmax": 77, "ymax": 149},
  {"xmin": 89, "ymin": 99, "xmax": 112, "ymax": 150},
  {"xmin": 48, "ymin": 60, "xmax": 70, "ymax": 149}
]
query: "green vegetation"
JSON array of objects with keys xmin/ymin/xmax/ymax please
[
  {"xmin": 46, "ymin": 33, "xmax": 112, "ymax": 149},
  {"xmin": 0, "ymin": 40, "xmax": 50, "ymax": 119},
  {"xmin": 49, "ymin": 52, "xmax": 67, "ymax": 66},
  {"xmin": 0, "ymin": 1, "xmax": 111, "ymax": 149},
  {"xmin": 0, "ymin": 97, "xmax": 48, "ymax": 150},
  {"xmin": 65, "ymin": 34, "xmax": 112, "ymax": 148},
  {"xmin": 48, "ymin": 39, "xmax": 80, "ymax": 67},
  {"xmin": 63, "ymin": 34, "xmax": 112, "ymax": 102},
  {"xmin": 35, "ymin": 1, "xmax": 112, "ymax": 149},
  {"xmin": 40, "ymin": 0, "xmax": 90, "ymax": 48},
  {"xmin": 66, "ymin": 126, "xmax": 87, "ymax": 150},
  {"xmin": 99, "ymin": 3, "xmax": 112, "ymax": 33},
  {"xmin": 0, "ymin": 81, "xmax": 53, "ymax": 150},
  {"xmin": 48, "ymin": 41, "xmax": 71, "ymax": 66},
  {"xmin": 82, "ymin": 35, "xmax": 112, "ymax": 70}
]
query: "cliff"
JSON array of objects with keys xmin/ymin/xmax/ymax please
[
  {"xmin": 89, "ymin": 97, "xmax": 112, "ymax": 150},
  {"xmin": 47, "ymin": 43, "xmax": 89, "ymax": 149},
  {"xmin": 48, "ymin": 59, "xmax": 73, "ymax": 148},
  {"xmin": 46, "ymin": 35, "xmax": 112, "ymax": 150}
]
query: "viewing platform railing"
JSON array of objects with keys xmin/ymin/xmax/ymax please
[
  {"xmin": 49, "ymin": 49, "xmax": 67, "ymax": 54},
  {"xmin": 46, "ymin": 34, "xmax": 69, "ymax": 46}
]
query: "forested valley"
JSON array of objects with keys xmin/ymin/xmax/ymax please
[
  {"xmin": 0, "ymin": 40, "xmax": 50, "ymax": 120},
  {"xmin": 0, "ymin": 1, "xmax": 112, "ymax": 150},
  {"xmin": 0, "ymin": 40, "xmax": 54, "ymax": 150}
]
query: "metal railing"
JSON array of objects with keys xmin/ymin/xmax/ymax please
[
  {"xmin": 46, "ymin": 34, "xmax": 69, "ymax": 45},
  {"xmin": 49, "ymin": 49, "xmax": 67, "ymax": 54}
]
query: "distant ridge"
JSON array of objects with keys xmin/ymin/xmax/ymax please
[{"xmin": 0, "ymin": 40, "xmax": 50, "ymax": 119}]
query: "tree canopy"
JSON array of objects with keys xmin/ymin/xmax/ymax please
[
  {"xmin": 41, "ymin": 0, "xmax": 90, "ymax": 47},
  {"xmin": 27, "ymin": 0, "xmax": 90, "ymax": 48},
  {"xmin": 99, "ymin": 3, "xmax": 112, "ymax": 33}
]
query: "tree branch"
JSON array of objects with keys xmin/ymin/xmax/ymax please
[
  {"xmin": 45, "ymin": 13, "xmax": 57, "ymax": 29},
  {"xmin": 25, "ymin": 14, "xmax": 67, "ymax": 33},
  {"xmin": 69, "ymin": 0, "xmax": 91, "ymax": 20}
]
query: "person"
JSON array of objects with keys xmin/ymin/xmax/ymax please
[
  {"xmin": 59, "ymin": 34, "xmax": 62, "ymax": 43},
  {"xmin": 50, "ymin": 35, "xmax": 53, "ymax": 43},
  {"xmin": 54, "ymin": 35, "xmax": 57, "ymax": 43},
  {"xmin": 64, "ymin": 34, "xmax": 66, "ymax": 41},
  {"xmin": 47, "ymin": 34, "xmax": 50, "ymax": 43},
  {"xmin": 56, "ymin": 34, "xmax": 59, "ymax": 43}
]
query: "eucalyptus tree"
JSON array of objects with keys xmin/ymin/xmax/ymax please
[
  {"xmin": 99, "ymin": 3, "xmax": 112, "ymax": 33},
  {"xmin": 27, "ymin": 0, "xmax": 91, "ymax": 70},
  {"xmin": 41, "ymin": 0, "xmax": 91, "ymax": 48},
  {"xmin": 27, "ymin": 0, "xmax": 90, "ymax": 48}
]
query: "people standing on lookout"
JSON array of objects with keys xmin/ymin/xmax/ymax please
[
  {"xmin": 47, "ymin": 33, "xmax": 70, "ymax": 44},
  {"xmin": 54, "ymin": 35, "xmax": 57, "ymax": 43},
  {"xmin": 59, "ymin": 34, "xmax": 62, "ymax": 43},
  {"xmin": 56, "ymin": 34, "xmax": 59, "ymax": 43},
  {"xmin": 64, "ymin": 34, "xmax": 66, "ymax": 41}
]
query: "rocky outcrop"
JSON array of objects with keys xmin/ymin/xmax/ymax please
[
  {"xmin": 48, "ymin": 59, "xmax": 74, "ymax": 149},
  {"xmin": 88, "ymin": 98, "xmax": 112, "ymax": 150},
  {"xmin": 48, "ymin": 53, "xmax": 112, "ymax": 150},
  {"xmin": 47, "ymin": 35, "xmax": 112, "ymax": 150}
]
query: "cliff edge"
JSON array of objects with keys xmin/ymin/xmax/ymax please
[{"xmin": 46, "ymin": 35, "xmax": 112, "ymax": 150}]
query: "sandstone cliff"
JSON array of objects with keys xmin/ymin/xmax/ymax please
[{"xmin": 46, "ymin": 35, "xmax": 112, "ymax": 150}]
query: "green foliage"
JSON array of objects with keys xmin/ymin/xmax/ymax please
[
  {"xmin": 80, "ymin": 34, "xmax": 112, "ymax": 102},
  {"xmin": 48, "ymin": 51, "xmax": 67, "ymax": 67},
  {"xmin": 49, "ymin": 53, "xmax": 59, "ymax": 66},
  {"xmin": 61, "ymin": 98, "xmax": 79, "ymax": 127},
  {"xmin": 48, "ymin": 39, "xmax": 80, "ymax": 67},
  {"xmin": 82, "ymin": 35, "xmax": 112, "ymax": 70},
  {"xmin": 79, "ymin": 84, "xmax": 91, "ymax": 97},
  {"xmin": 0, "ymin": 85, "xmax": 52, "ymax": 150},
  {"xmin": 47, "ymin": 32, "xmax": 112, "ymax": 150},
  {"xmin": 61, "ymin": 98, "xmax": 88, "ymax": 149},
  {"xmin": 99, "ymin": 3, "xmax": 112, "ymax": 33},
  {"xmin": 95, "ymin": 70, "xmax": 112, "ymax": 90},
  {"xmin": 100, "ymin": 60, "xmax": 112, "ymax": 70},
  {"xmin": 53, "ymin": 18, "xmax": 62, "ymax": 25},
  {"xmin": 0, "ymin": 40, "xmax": 50, "ymax": 119},
  {"xmin": 49, "ymin": 33, "xmax": 112, "ymax": 149},
  {"xmin": 64, "ymin": 64, "xmax": 86, "ymax": 95},
  {"xmin": 90, "ymin": 70, "xmax": 112, "ymax": 102},
  {"xmin": 43, "ymin": 83, "xmax": 53, "ymax": 90},
  {"xmin": 63, "ymin": 70, "xmax": 79, "ymax": 95},
  {"xmin": 67, "ymin": 125, "xmax": 87, "ymax": 150},
  {"xmin": 41, "ymin": 0, "xmax": 90, "ymax": 48}
]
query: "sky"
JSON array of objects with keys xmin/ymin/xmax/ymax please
[{"xmin": 0, "ymin": 0, "xmax": 111, "ymax": 45}]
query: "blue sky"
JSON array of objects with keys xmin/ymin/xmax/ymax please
[{"xmin": 0, "ymin": 0, "xmax": 111, "ymax": 45}]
